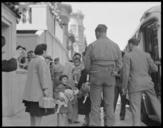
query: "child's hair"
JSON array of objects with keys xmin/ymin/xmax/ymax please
[{"xmin": 59, "ymin": 74, "xmax": 68, "ymax": 81}]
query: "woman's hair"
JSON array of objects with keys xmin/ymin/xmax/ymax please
[
  {"xmin": 59, "ymin": 74, "xmax": 69, "ymax": 81},
  {"xmin": 34, "ymin": 44, "xmax": 47, "ymax": 55}
]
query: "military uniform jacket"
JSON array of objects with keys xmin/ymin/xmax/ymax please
[
  {"xmin": 122, "ymin": 47, "xmax": 158, "ymax": 93},
  {"xmin": 85, "ymin": 36, "xmax": 122, "ymax": 86}
]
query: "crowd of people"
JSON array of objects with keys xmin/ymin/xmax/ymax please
[
  {"xmin": 3, "ymin": 24, "xmax": 160, "ymax": 126},
  {"xmin": 15, "ymin": 45, "xmax": 35, "ymax": 70}
]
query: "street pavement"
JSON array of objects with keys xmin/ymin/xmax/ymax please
[{"xmin": 2, "ymin": 99, "xmax": 146, "ymax": 126}]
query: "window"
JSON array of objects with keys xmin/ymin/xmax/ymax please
[{"xmin": 21, "ymin": 7, "xmax": 32, "ymax": 24}]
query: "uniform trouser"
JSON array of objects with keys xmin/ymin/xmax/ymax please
[
  {"xmin": 114, "ymin": 86, "xmax": 126, "ymax": 118},
  {"xmin": 129, "ymin": 88, "xmax": 161, "ymax": 126},
  {"xmin": 89, "ymin": 84, "xmax": 115, "ymax": 126}
]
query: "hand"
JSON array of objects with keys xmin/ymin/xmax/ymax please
[
  {"xmin": 121, "ymin": 88, "xmax": 127, "ymax": 95},
  {"xmin": 111, "ymin": 70, "xmax": 119, "ymax": 77},
  {"xmin": 82, "ymin": 82, "xmax": 90, "ymax": 88},
  {"xmin": 43, "ymin": 89, "xmax": 51, "ymax": 97},
  {"xmin": 82, "ymin": 82, "xmax": 90, "ymax": 93},
  {"xmin": 77, "ymin": 90, "xmax": 82, "ymax": 98}
]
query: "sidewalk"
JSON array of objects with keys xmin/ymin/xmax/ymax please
[
  {"xmin": 3, "ymin": 104, "xmax": 146, "ymax": 126},
  {"xmin": 2, "ymin": 108, "xmax": 84, "ymax": 126}
]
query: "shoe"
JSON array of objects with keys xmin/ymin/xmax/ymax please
[
  {"xmin": 68, "ymin": 119, "xmax": 73, "ymax": 124},
  {"xmin": 82, "ymin": 123, "xmax": 89, "ymax": 126},
  {"xmin": 120, "ymin": 116, "xmax": 125, "ymax": 120},
  {"xmin": 73, "ymin": 121, "xmax": 80, "ymax": 123}
]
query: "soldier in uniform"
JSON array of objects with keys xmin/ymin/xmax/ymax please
[
  {"xmin": 122, "ymin": 38, "xmax": 161, "ymax": 126},
  {"xmin": 85, "ymin": 24, "xmax": 122, "ymax": 126}
]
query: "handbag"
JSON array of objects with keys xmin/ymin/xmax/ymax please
[
  {"xmin": 39, "ymin": 96, "xmax": 56, "ymax": 109},
  {"xmin": 36, "ymin": 63, "xmax": 56, "ymax": 109}
]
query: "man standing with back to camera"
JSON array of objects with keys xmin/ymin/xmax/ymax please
[
  {"xmin": 122, "ymin": 38, "xmax": 161, "ymax": 126},
  {"xmin": 85, "ymin": 24, "xmax": 122, "ymax": 126}
]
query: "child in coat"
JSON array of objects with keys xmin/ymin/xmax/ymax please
[{"xmin": 54, "ymin": 74, "xmax": 79, "ymax": 126}]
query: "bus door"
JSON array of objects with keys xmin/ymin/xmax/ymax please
[{"xmin": 140, "ymin": 18, "xmax": 161, "ymax": 98}]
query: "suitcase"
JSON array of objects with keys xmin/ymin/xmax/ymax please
[{"xmin": 141, "ymin": 93, "xmax": 160, "ymax": 126}]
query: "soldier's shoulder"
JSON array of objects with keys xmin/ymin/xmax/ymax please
[
  {"xmin": 136, "ymin": 48, "xmax": 149, "ymax": 56},
  {"xmin": 110, "ymin": 40, "xmax": 119, "ymax": 48},
  {"xmin": 87, "ymin": 41, "xmax": 96, "ymax": 49}
]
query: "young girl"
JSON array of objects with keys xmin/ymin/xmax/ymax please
[{"xmin": 54, "ymin": 75, "xmax": 78, "ymax": 126}]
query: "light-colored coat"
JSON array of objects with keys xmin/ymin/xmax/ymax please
[
  {"xmin": 122, "ymin": 47, "xmax": 158, "ymax": 93},
  {"xmin": 23, "ymin": 56, "xmax": 53, "ymax": 102}
]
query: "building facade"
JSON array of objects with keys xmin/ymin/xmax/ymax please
[
  {"xmin": 2, "ymin": 2, "xmax": 73, "ymax": 117},
  {"xmin": 16, "ymin": 3, "xmax": 70, "ymax": 65},
  {"xmin": 68, "ymin": 11, "xmax": 86, "ymax": 55}
]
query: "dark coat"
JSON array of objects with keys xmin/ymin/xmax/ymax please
[
  {"xmin": 2, "ymin": 58, "xmax": 17, "ymax": 72},
  {"xmin": 77, "ymin": 69, "xmax": 91, "ymax": 115}
]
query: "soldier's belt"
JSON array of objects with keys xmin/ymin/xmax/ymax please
[
  {"xmin": 90, "ymin": 66, "xmax": 114, "ymax": 73},
  {"xmin": 92, "ymin": 59, "xmax": 115, "ymax": 65}
]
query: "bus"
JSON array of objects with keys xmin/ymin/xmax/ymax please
[{"xmin": 125, "ymin": 5, "xmax": 161, "ymax": 126}]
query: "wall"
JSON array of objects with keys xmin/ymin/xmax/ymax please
[
  {"xmin": 46, "ymin": 6, "xmax": 55, "ymax": 37},
  {"xmin": 13, "ymin": 71, "xmax": 27, "ymax": 114},
  {"xmin": 52, "ymin": 37, "xmax": 69, "ymax": 65},
  {"xmin": 2, "ymin": 4, "xmax": 18, "ymax": 117},
  {"xmin": 17, "ymin": 4, "xmax": 69, "ymax": 63},
  {"xmin": 55, "ymin": 21, "xmax": 64, "ymax": 46},
  {"xmin": 17, "ymin": 34, "xmax": 38, "ymax": 51},
  {"xmin": 45, "ymin": 31, "xmax": 53, "ymax": 57}
]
